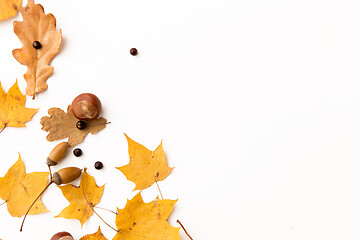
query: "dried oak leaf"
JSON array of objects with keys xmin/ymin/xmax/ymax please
[
  {"xmin": 0, "ymin": 0, "xmax": 22, "ymax": 20},
  {"xmin": 40, "ymin": 105, "xmax": 107, "ymax": 147},
  {"xmin": 114, "ymin": 193, "xmax": 180, "ymax": 240},
  {"xmin": 0, "ymin": 81, "xmax": 38, "ymax": 133},
  {"xmin": 0, "ymin": 154, "xmax": 49, "ymax": 217},
  {"xmin": 117, "ymin": 134, "xmax": 174, "ymax": 190},
  {"xmin": 12, "ymin": 0, "xmax": 62, "ymax": 98},
  {"xmin": 80, "ymin": 227, "xmax": 108, "ymax": 240},
  {"xmin": 56, "ymin": 169, "xmax": 104, "ymax": 227}
]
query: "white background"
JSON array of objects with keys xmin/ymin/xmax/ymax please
[{"xmin": 1, "ymin": 0, "xmax": 360, "ymax": 239}]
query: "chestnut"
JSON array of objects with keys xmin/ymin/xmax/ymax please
[
  {"xmin": 71, "ymin": 93, "xmax": 102, "ymax": 120},
  {"xmin": 50, "ymin": 232, "xmax": 74, "ymax": 240}
]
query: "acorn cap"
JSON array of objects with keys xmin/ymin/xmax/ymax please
[{"xmin": 47, "ymin": 157, "xmax": 57, "ymax": 166}]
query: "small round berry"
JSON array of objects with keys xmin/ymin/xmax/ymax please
[
  {"xmin": 32, "ymin": 41, "xmax": 42, "ymax": 49},
  {"xmin": 76, "ymin": 120, "xmax": 86, "ymax": 130},
  {"xmin": 73, "ymin": 148, "xmax": 82, "ymax": 157},
  {"xmin": 130, "ymin": 48, "xmax": 138, "ymax": 56},
  {"xmin": 94, "ymin": 161, "xmax": 103, "ymax": 170}
]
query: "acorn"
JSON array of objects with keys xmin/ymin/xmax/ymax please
[
  {"xmin": 53, "ymin": 167, "xmax": 82, "ymax": 185},
  {"xmin": 50, "ymin": 232, "xmax": 74, "ymax": 240},
  {"xmin": 71, "ymin": 93, "xmax": 102, "ymax": 120},
  {"xmin": 47, "ymin": 142, "xmax": 69, "ymax": 166}
]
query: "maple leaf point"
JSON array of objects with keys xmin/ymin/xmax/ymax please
[
  {"xmin": 0, "ymin": 153, "xmax": 49, "ymax": 217},
  {"xmin": 55, "ymin": 169, "xmax": 104, "ymax": 227},
  {"xmin": 0, "ymin": 80, "xmax": 38, "ymax": 133},
  {"xmin": 80, "ymin": 227, "xmax": 108, "ymax": 240},
  {"xmin": 114, "ymin": 193, "xmax": 180, "ymax": 240}
]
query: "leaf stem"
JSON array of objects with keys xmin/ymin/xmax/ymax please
[
  {"xmin": 92, "ymin": 208, "xmax": 118, "ymax": 232},
  {"xmin": 0, "ymin": 125, "xmax": 6, "ymax": 134},
  {"xmin": 94, "ymin": 206, "xmax": 118, "ymax": 215},
  {"xmin": 177, "ymin": 219, "xmax": 193, "ymax": 240},
  {"xmin": 81, "ymin": 181, "xmax": 118, "ymax": 232},
  {"xmin": 20, "ymin": 181, "xmax": 53, "ymax": 232},
  {"xmin": 92, "ymin": 121, "xmax": 111, "ymax": 127},
  {"xmin": 48, "ymin": 165, "xmax": 53, "ymax": 182},
  {"xmin": 155, "ymin": 181, "xmax": 164, "ymax": 199},
  {"xmin": 0, "ymin": 201, "xmax": 6, "ymax": 207}
]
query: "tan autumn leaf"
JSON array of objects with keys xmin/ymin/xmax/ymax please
[
  {"xmin": 12, "ymin": 0, "xmax": 62, "ymax": 98},
  {"xmin": 0, "ymin": 80, "xmax": 38, "ymax": 133},
  {"xmin": 0, "ymin": 0, "xmax": 22, "ymax": 20},
  {"xmin": 56, "ymin": 169, "xmax": 104, "ymax": 227},
  {"xmin": 114, "ymin": 193, "xmax": 180, "ymax": 240},
  {"xmin": 0, "ymin": 154, "xmax": 49, "ymax": 217},
  {"xmin": 117, "ymin": 134, "xmax": 174, "ymax": 190},
  {"xmin": 40, "ymin": 105, "xmax": 107, "ymax": 147},
  {"xmin": 80, "ymin": 227, "xmax": 108, "ymax": 240}
]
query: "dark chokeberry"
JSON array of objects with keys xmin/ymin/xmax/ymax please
[
  {"xmin": 73, "ymin": 148, "xmax": 82, "ymax": 157},
  {"xmin": 32, "ymin": 41, "xmax": 42, "ymax": 49},
  {"xmin": 76, "ymin": 120, "xmax": 86, "ymax": 130},
  {"xmin": 130, "ymin": 48, "xmax": 138, "ymax": 56},
  {"xmin": 94, "ymin": 161, "xmax": 103, "ymax": 170}
]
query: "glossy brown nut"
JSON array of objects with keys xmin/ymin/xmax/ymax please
[
  {"xmin": 53, "ymin": 167, "xmax": 82, "ymax": 185},
  {"xmin": 50, "ymin": 232, "xmax": 74, "ymax": 240},
  {"xmin": 71, "ymin": 93, "xmax": 102, "ymax": 120}
]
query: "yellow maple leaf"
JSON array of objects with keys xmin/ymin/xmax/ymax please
[
  {"xmin": 117, "ymin": 134, "xmax": 174, "ymax": 190},
  {"xmin": 0, "ymin": 0, "xmax": 22, "ymax": 21},
  {"xmin": 114, "ymin": 193, "xmax": 180, "ymax": 240},
  {"xmin": 56, "ymin": 169, "xmax": 104, "ymax": 227},
  {"xmin": 12, "ymin": 0, "xmax": 62, "ymax": 98},
  {"xmin": 0, "ymin": 81, "xmax": 38, "ymax": 133},
  {"xmin": 0, "ymin": 154, "xmax": 49, "ymax": 217},
  {"xmin": 80, "ymin": 227, "xmax": 108, "ymax": 240}
]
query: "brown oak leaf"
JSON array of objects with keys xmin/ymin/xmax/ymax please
[
  {"xmin": 12, "ymin": 0, "xmax": 62, "ymax": 99},
  {"xmin": 40, "ymin": 105, "xmax": 107, "ymax": 147}
]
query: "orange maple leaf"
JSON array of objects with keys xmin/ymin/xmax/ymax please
[
  {"xmin": 80, "ymin": 227, "xmax": 108, "ymax": 240},
  {"xmin": 117, "ymin": 134, "xmax": 174, "ymax": 190},
  {"xmin": 0, "ymin": 81, "xmax": 38, "ymax": 133},
  {"xmin": 12, "ymin": 0, "xmax": 62, "ymax": 98},
  {"xmin": 114, "ymin": 193, "xmax": 180, "ymax": 240},
  {"xmin": 56, "ymin": 169, "xmax": 104, "ymax": 227},
  {"xmin": 0, "ymin": 154, "xmax": 49, "ymax": 217},
  {"xmin": 0, "ymin": 0, "xmax": 22, "ymax": 20}
]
